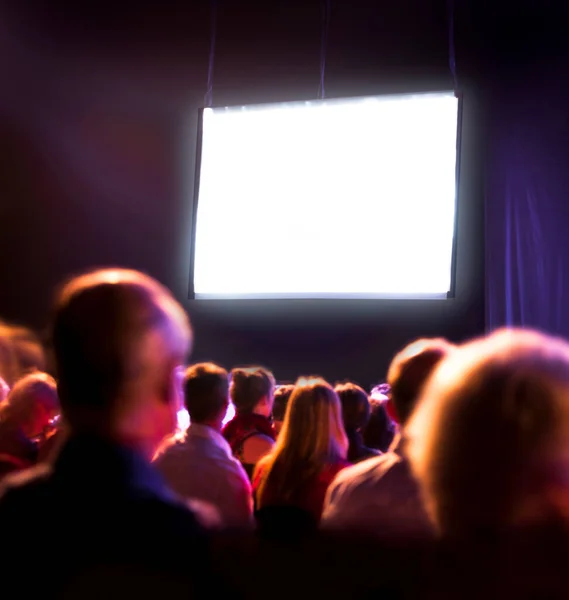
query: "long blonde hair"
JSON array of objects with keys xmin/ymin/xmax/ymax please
[{"xmin": 254, "ymin": 377, "xmax": 348, "ymax": 508}]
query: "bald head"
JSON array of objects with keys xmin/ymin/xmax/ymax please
[
  {"xmin": 407, "ymin": 328, "xmax": 569, "ymax": 535},
  {"xmin": 52, "ymin": 269, "xmax": 192, "ymax": 430}
]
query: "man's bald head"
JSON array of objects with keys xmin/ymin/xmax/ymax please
[{"xmin": 51, "ymin": 268, "xmax": 192, "ymax": 429}]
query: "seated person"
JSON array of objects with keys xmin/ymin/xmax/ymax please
[
  {"xmin": 272, "ymin": 384, "xmax": 294, "ymax": 436},
  {"xmin": 0, "ymin": 372, "xmax": 59, "ymax": 479},
  {"xmin": 335, "ymin": 381, "xmax": 381, "ymax": 463},
  {"xmin": 0, "ymin": 268, "xmax": 210, "ymax": 592},
  {"xmin": 322, "ymin": 338, "xmax": 453, "ymax": 537},
  {"xmin": 253, "ymin": 377, "xmax": 350, "ymax": 526},
  {"xmin": 222, "ymin": 366, "xmax": 276, "ymax": 479},
  {"xmin": 154, "ymin": 362, "xmax": 254, "ymax": 528},
  {"xmin": 407, "ymin": 328, "xmax": 569, "ymax": 538}
]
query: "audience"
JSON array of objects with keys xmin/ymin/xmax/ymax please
[
  {"xmin": 272, "ymin": 383, "xmax": 294, "ymax": 436},
  {"xmin": 0, "ymin": 268, "xmax": 210, "ymax": 593},
  {"xmin": 0, "ymin": 372, "xmax": 59, "ymax": 479},
  {"xmin": 321, "ymin": 338, "xmax": 453, "ymax": 537},
  {"xmin": 4, "ymin": 268, "xmax": 569, "ymax": 596},
  {"xmin": 407, "ymin": 328, "xmax": 569, "ymax": 538},
  {"xmin": 222, "ymin": 366, "xmax": 276, "ymax": 480},
  {"xmin": 335, "ymin": 381, "xmax": 381, "ymax": 463},
  {"xmin": 154, "ymin": 362, "xmax": 254, "ymax": 528},
  {"xmin": 253, "ymin": 377, "xmax": 350, "ymax": 528}
]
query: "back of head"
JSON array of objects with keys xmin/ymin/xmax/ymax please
[
  {"xmin": 230, "ymin": 366, "xmax": 275, "ymax": 414},
  {"xmin": 273, "ymin": 384, "xmax": 295, "ymax": 422},
  {"xmin": 0, "ymin": 372, "xmax": 59, "ymax": 437},
  {"xmin": 256, "ymin": 377, "xmax": 347, "ymax": 506},
  {"xmin": 334, "ymin": 381, "xmax": 370, "ymax": 433},
  {"xmin": 7, "ymin": 325, "xmax": 46, "ymax": 376},
  {"xmin": 387, "ymin": 338, "xmax": 454, "ymax": 425},
  {"xmin": 183, "ymin": 363, "xmax": 229, "ymax": 424},
  {"xmin": 407, "ymin": 328, "xmax": 569, "ymax": 536},
  {"xmin": 51, "ymin": 268, "xmax": 192, "ymax": 433}
]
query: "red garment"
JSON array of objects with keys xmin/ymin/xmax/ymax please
[
  {"xmin": 253, "ymin": 460, "xmax": 350, "ymax": 522},
  {"xmin": 222, "ymin": 414, "xmax": 276, "ymax": 456}
]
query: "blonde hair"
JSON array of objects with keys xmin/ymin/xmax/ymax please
[
  {"xmin": 407, "ymin": 327, "xmax": 569, "ymax": 535},
  {"xmin": 0, "ymin": 372, "xmax": 59, "ymax": 433},
  {"xmin": 254, "ymin": 377, "xmax": 348, "ymax": 508}
]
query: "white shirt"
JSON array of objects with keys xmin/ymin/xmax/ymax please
[
  {"xmin": 321, "ymin": 438, "xmax": 432, "ymax": 536},
  {"xmin": 154, "ymin": 423, "xmax": 253, "ymax": 528}
]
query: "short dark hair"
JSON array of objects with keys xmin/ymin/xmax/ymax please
[
  {"xmin": 334, "ymin": 381, "xmax": 370, "ymax": 432},
  {"xmin": 230, "ymin": 366, "xmax": 275, "ymax": 414},
  {"xmin": 184, "ymin": 363, "xmax": 229, "ymax": 423},
  {"xmin": 387, "ymin": 338, "xmax": 453, "ymax": 424},
  {"xmin": 273, "ymin": 384, "xmax": 294, "ymax": 421}
]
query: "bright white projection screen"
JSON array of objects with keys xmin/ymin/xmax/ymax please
[{"xmin": 190, "ymin": 91, "xmax": 461, "ymax": 299}]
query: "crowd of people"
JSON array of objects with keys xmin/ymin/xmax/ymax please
[{"xmin": 1, "ymin": 267, "xmax": 569, "ymax": 597}]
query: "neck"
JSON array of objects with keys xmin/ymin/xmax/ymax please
[
  {"xmin": 194, "ymin": 420, "xmax": 222, "ymax": 433},
  {"xmin": 68, "ymin": 426, "xmax": 156, "ymax": 462}
]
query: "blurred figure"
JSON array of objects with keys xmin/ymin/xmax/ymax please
[
  {"xmin": 253, "ymin": 377, "xmax": 349, "ymax": 525},
  {"xmin": 335, "ymin": 381, "xmax": 381, "ymax": 463},
  {"xmin": 273, "ymin": 384, "xmax": 294, "ymax": 435},
  {"xmin": 0, "ymin": 268, "xmax": 209, "ymax": 591},
  {"xmin": 0, "ymin": 372, "xmax": 59, "ymax": 480},
  {"xmin": 364, "ymin": 385, "xmax": 396, "ymax": 453},
  {"xmin": 408, "ymin": 328, "xmax": 569, "ymax": 537},
  {"xmin": 0, "ymin": 327, "xmax": 18, "ymax": 387},
  {"xmin": 222, "ymin": 366, "xmax": 276, "ymax": 480},
  {"xmin": 0, "ymin": 376, "xmax": 9, "ymax": 402},
  {"xmin": 322, "ymin": 338, "xmax": 453, "ymax": 537},
  {"xmin": 6, "ymin": 325, "xmax": 46, "ymax": 376},
  {"xmin": 154, "ymin": 363, "xmax": 253, "ymax": 528}
]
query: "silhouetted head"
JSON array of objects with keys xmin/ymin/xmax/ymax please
[
  {"xmin": 273, "ymin": 384, "xmax": 294, "ymax": 434},
  {"xmin": 0, "ymin": 372, "xmax": 59, "ymax": 439},
  {"xmin": 51, "ymin": 268, "xmax": 192, "ymax": 458},
  {"xmin": 230, "ymin": 366, "xmax": 275, "ymax": 417},
  {"xmin": 334, "ymin": 381, "xmax": 371, "ymax": 433},
  {"xmin": 183, "ymin": 362, "xmax": 229, "ymax": 431},
  {"xmin": 387, "ymin": 338, "xmax": 454, "ymax": 425}
]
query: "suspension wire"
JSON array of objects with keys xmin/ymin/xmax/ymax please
[
  {"xmin": 204, "ymin": 0, "xmax": 218, "ymax": 107},
  {"xmin": 447, "ymin": 0, "xmax": 459, "ymax": 94},
  {"xmin": 318, "ymin": 0, "xmax": 331, "ymax": 99}
]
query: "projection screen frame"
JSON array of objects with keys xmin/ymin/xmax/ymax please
[{"xmin": 188, "ymin": 91, "xmax": 463, "ymax": 301}]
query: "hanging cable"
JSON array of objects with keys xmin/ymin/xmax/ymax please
[
  {"xmin": 204, "ymin": 0, "xmax": 218, "ymax": 107},
  {"xmin": 447, "ymin": 0, "xmax": 459, "ymax": 93},
  {"xmin": 318, "ymin": 0, "xmax": 331, "ymax": 100}
]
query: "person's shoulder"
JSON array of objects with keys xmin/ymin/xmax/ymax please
[
  {"xmin": 0, "ymin": 464, "xmax": 53, "ymax": 533},
  {"xmin": 0, "ymin": 463, "xmax": 52, "ymax": 500},
  {"xmin": 153, "ymin": 434, "xmax": 187, "ymax": 464},
  {"xmin": 242, "ymin": 433, "xmax": 274, "ymax": 463},
  {"xmin": 329, "ymin": 452, "xmax": 400, "ymax": 492}
]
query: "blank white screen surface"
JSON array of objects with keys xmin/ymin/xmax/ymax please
[{"xmin": 193, "ymin": 92, "xmax": 459, "ymax": 298}]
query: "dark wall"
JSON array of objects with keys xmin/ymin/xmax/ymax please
[{"xmin": 0, "ymin": 1, "xmax": 485, "ymax": 387}]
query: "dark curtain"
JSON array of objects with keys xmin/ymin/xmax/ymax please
[{"xmin": 485, "ymin": 67, "xmax": 569, "ymax": 335}]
